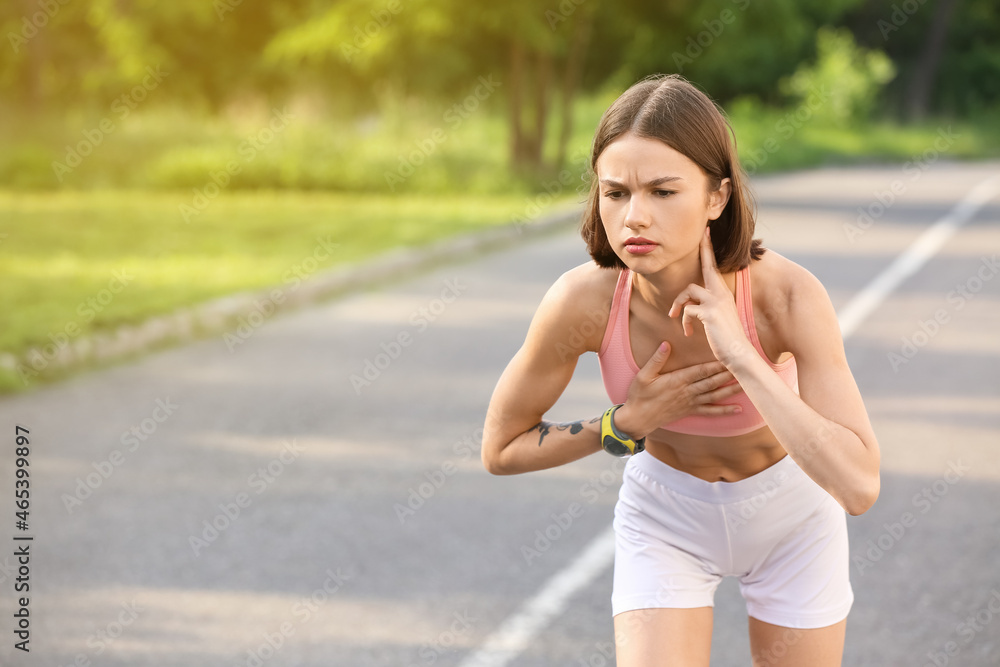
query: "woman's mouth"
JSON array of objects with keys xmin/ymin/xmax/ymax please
[{"xmin": 625, "ymin": 237, "xmax": 657, "ymax": 255}]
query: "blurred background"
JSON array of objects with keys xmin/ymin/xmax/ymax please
[
  {"xmin": 2, "ymin": 2, "xmax": 1000, "ymax": 666},
  {"xmin": 2, "ymin": 0, "xmax": 999, "ymax": 392}
]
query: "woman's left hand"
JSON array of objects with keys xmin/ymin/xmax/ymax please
[{"xmin": 667, "ymin": 227, "xmax": 753, "ymax": 367}]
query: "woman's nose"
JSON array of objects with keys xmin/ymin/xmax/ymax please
[{"xmin": 624, "ymin": 193, "xmax": 650, "ymax": 228}]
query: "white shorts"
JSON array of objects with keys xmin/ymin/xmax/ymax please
[{"xmin": 612, "ymin": 451, "xmax": 853, "ymax": 629}]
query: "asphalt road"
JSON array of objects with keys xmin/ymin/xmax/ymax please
[{"xmin": 1, "ymin": 158, "xmax": 999, "ymax": 666}]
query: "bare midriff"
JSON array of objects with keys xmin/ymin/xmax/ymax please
[{"xmin": 644, "ymin": 428, "xmax": 788, "ymax": 483}]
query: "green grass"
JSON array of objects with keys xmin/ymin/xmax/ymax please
[
  {"xmin": 0, "ymin": 189, "xmax": 579, "ymax": 394},
  {"xmin": 2, "ymin": 91, "xmax": 999, "ymax": 394}
]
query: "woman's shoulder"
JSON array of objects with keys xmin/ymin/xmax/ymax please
[
  {"xmin": 534, "ymin": 261, "xmax": 620, "ymax": 355},
  {"xmin": 560, "ymin": 259, "xmax": 622, "ymax": 290},
  {"xmin": 747, "ymin": 247, "xmax": 820, "ymax": 297},
  {"xmin": 747, "ymin": 247, "xmax": 829, "ymax": 337},
  {"xmin": 556, "ymin": 260, "xmax": 622, "ymax": 309}
]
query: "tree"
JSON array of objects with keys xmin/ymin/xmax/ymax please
[
  {"xmin": 904, "ymin": 0, "xmax": 961, "ymax": 121},
  {"xmin": 264, "ymin": 0, "xmax": 601, "ymax": 176}
]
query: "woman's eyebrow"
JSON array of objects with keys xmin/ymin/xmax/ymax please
[
  {"xmin": 646, "ymin": 175, "xmax": 683, "ymax": 186},
  {"xmin": 599, "ymin": 175, "xmax": 683, "ymax": 188}
]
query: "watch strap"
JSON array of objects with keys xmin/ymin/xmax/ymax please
[{"xmin": 601, "ymin": 404, "xmax": 645, "ymax": 457}]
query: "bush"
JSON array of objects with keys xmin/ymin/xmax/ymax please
[{"xmin": 779, "ymin": 26, "xmax": 896, "ymax": 126}]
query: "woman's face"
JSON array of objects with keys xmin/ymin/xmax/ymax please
[{"xmin": 596, "ymin": 131, "xmax": 730, "ymax": 272}]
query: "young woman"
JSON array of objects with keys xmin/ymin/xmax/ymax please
[{"xmin": 481, "ymin": 74, "xmax": 880, "ymax": 666}]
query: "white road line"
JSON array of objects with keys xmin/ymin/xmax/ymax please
[
  {"xmin": 456, "ymin": 525, "xmax": 616, "ymax": 667},
  {"xmin": 837, "ymin": 175, "xmax": 1000, "ymax": 338},
  {"xmin": 459, "ymin": 175, "xmax": 1000, "ymax": 667}
]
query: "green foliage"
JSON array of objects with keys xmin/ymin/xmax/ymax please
[
  {"xmin": 0, "ymin": 97, "xmax": 540, "ymax": 194},
  {"xmin": 3, "ymin": 84, "xmax": 999, "ymax": 196},
  {"xmin": 726, "ymin": 97, "xmax": 998, "ymax": 174},
  {"xmin": 936, "ymin": 0, "xmax": 1000, "ymax": 115},
  {"xmin": 588, "ymin": 0, "xmax": 869, "ymax": 105},
  {"xmin": 837, "ymin": 0, "xmax": 1000, "ymax": 116},
  {"xmin": 0, "ymin": 0, "xmax": 996, "ymax": 193},
  {"xmin": 779, "ymin": 26, "xmax": 896, "ymax": 125},
  {"xmin": 1, "ymin": 0, "xmax": 998, "ymax": 119}
]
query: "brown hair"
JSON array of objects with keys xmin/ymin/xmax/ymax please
[{"xmin": 580, "ymin": 73, "xmax": 764, "ymax": 273}]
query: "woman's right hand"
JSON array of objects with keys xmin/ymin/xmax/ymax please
[{"xmin": 614, "ymin": 341, "xmax": 745, "ymax": 439}]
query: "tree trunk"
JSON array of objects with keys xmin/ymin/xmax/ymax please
[
  {"xmin": 555, "ymin": 5, "xmax": 595, "ymax": 172},
  {"xmin": 508, "ymin": 39, "xmax": 526, "ymax": 168},
  {"xmin": 525, "ymin": 49, "xmax": 552, "ymax": 170},
  {"xmin": 508, "ymin": 41, "xmax": 555, "ymax": 174},
  {"xmin": 905, "ymin": 0, "xmax": 961, "ymax": 122},
  {"xmin": 21, "ymin": 0, "xmax": 44, "ymax": 111}
]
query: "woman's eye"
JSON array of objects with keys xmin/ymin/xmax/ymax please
[
  {"xmin": 603, "ymin": 191, "xmax": 624, "ymax": 200},
  {"xmin": 655, "ymin": 190, "xmax": 675, "ymax": 197}
]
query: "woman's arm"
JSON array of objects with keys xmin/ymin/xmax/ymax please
[
  {"xmin": 482, "ymin": 266, "xmax": 606, "ymax": 475},
  {"xmin": 725, "ymin": 264, "xmax": 881, "ymax": 515}
]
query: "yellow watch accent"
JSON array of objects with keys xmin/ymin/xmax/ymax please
[{"xmin": 601, "ymin": 404, "xmax": 645, "ymax": 457}]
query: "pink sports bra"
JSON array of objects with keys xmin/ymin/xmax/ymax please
[{"xmin": 597, "ymin": 265, "xmax": 798, "ymax": 437}]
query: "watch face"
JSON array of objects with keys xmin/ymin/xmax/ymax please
[{"xmin": 602, "ymin": 435, "xmax": 633, "ymax": 457}]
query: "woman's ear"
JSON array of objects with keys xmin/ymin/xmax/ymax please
[{"xmin": 708, "ymin": 177, "xmax": 732, "ymax": 220}]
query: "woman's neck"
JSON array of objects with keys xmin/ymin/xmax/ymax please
[{"xmin": 630, "ymin": 253, "xmax": 705, "ymax": 315}]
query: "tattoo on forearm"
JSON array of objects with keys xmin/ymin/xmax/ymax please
[{"xmin": 531, "ymin": 416, "xmax": 602, "ymax": 447}]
